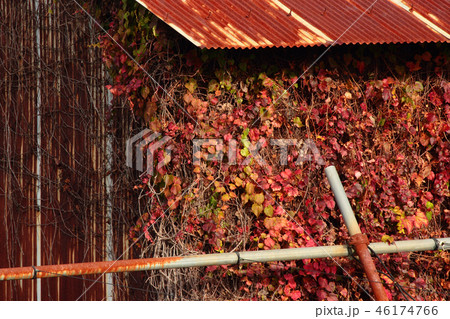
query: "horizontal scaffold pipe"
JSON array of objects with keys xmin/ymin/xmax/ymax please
[{"xmin": 0, "ymin": 238, "xmax": 448, "ymax": 281}]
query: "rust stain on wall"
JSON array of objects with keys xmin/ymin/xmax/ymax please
[{"xmin": 0, "ymin": 0, "xmax": 132, "ymax": 300}]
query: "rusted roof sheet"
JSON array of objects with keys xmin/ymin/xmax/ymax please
[{"xmin": 136, "ymin": 0, "xmax": 450, "ymax": 49}]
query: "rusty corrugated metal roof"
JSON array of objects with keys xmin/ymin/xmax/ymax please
[{"xmin": 136, "ymin": 0, "xmax": 450, "ymax": 49}]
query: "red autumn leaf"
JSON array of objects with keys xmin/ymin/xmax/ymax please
[
  {"xmin": 426, "ymin": 112, "xmax": 437, "ymax": 123},
  {"xmin": 382, "ymin": 88, "xmax": 392, "ymax": 101},
  {"xmin": 318, "ymin": 277, "xmax": 328, "ymax": 289},
  {"xmin": 323, "ymin": 194, "xmax": 335, "ymax": 210},
  {"xmin": 286, "ymin": 185, "xmax": 299, "ymax": 197},
  {"xmin": 291, "ymin": 290, "xmax": 301, "ymax": 300},
  {"xmin": 316, "ymin": 289, "xmax": 328, "ymax": 300},
  {"xmin": 280, "ymin": 169, "xmax": 293, "ymax": 180},
  {"xmin": 414, "ymin": 278, "xmax": 426, "ymax": 288},
  {"xmin": 248, "ymin": 128, "xmax": 260, "ymax": 141},
  {"xmin": 316, "ymin": 200, "xmax": 326, "ymax": 212},
  {"xmin": 419, "ymin": 133, "xmax": 429, "ymax": 146},
  {"xmin": 271, "ymin": 183, "xmax": 282, "ymax": 191},
  {"xmin": 284, "ymin": 273, "xmax": 296, "ymax": 289},
  {"xmin": 284, "ymin": 273, "xmax": 294, "ymax": 281},
  {"xmin": 327, "ymin": 294, "xmax": 339, "ymax": 301},
  {"xmin": 144, "ymin": 225, "xmax": 152, "ymax": 240},
  {"xmin": 206, "ymin": 265, "xmax": 218, "ymax": 272},
  {"xmin": 264, "ymin": 237, "xmax": 275, "ymax": 249},
  {"xmin": 384, "ymin": 288, "xmax": 393, "ymax": 301}
]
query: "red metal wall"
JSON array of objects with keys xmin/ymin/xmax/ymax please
[{"xmin": 0, "ymin": 0, "xmax": 132, "ymax": 300}]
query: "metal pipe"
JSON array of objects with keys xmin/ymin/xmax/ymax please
[
  {"xmin": 0, "ymin": 238, "xmax": 448, "ymax": 281},
  {"xmin": 105, "ymin": 86, "xmax": 114, "ymax": 301},
  {"xmin": 325, "ymin": 166, "xmax": 361, "ymax": 236},
  {"xmin": 325, "ymin": 165, "xmax": 388, "ymax": 301},
  {"xmin": 33, "ymin": 0, "xmax": 42, "ymax": 302}
]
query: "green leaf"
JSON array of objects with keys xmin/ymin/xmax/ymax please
[
  {"xmin": 426, "ymin": 210, "xmax": 433, "ymax": 221},
  {"xmin": 413, "ymin": 81, "xmax": 423, "ymax": 92},
  {"xmin": 425, "ymin": 201, "xmax": 434, "ymax": 210},
  {"xmin": 209, "ymin": 196, "xmax": 217, "ymax": 208},
  {"xmin": 240, "ymin": 148, "xmax": 250, "ymax": 157},
  {"xmin": 185, "ymin": 78, "xmax": 197, "ymax": 93},
  {"xmin": 141, "ymin": 86, "xmax": 150, "ymax": 99},
  {"xmin": 152, "ymin": 24, "xmax": 158, "ymax": 37},
  {"xmin": 293, "ymin": 117, "xmax": 303, "ymax": 128},
  {"xmin": 241, "ymin": 128, "xmax": 249, "ymax": 139},
  {"xmin": 208, "ymin": 80, "xmax": 219, "ymax": 92},
  {"xmin": 264, "ymin": 205, "xmax": 274, "ymax": 217},
  {"xmin": 242, "ymin": 138, "xmax": 250, "ymax": 148}
]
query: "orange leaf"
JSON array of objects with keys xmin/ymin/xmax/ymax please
[
  {"xmin": 414, "ymin": 211, "xmax": 429, "ymax": 228},
  {"xmin": 234, "ymin": 177, "xmax": 243, "ymax": 187}
]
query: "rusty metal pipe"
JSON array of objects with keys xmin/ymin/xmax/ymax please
[
  {"xmin": 0, "ymin": 238, "xmax": 448, "ymax": 281},
  {"xmin": 325, "ymin": 165, "xmax": 389, "ymax": 301}
]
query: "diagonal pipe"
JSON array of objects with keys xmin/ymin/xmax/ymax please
[{"xmin": 325, "ymin": 165, "xmax": 389, "ymax": 301}]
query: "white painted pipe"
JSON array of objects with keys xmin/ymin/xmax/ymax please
[
  {"xmin": 147, "ymin": 238, "xmax": 450, "ymax": 269},
  {"xmin": 33, "ymin": 0, "xmax": 42, "ymax": 302},
  {"xmin": 105, "ymin": 90, "xmax": 114, "ymax": 301},
  {"xmin": 325, "ymin": 166, "xmax": 362, "ymax": 236}
]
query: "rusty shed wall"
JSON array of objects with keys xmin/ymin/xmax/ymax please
[{"xmin": 0, "ymin": 0, "xmax": 132, "ymax": 300}]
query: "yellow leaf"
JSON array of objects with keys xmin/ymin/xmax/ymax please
[
  {"xmin": 381, "ymin": 235, "xmax": 394, "ymax": 244},
  {"xmin": 221, "ymin": 194, "xmax": 230, "ymax": 202},
  {"xmin": 216, "ymin": 186, "xmax": 226, "ymax": 193},
  {"xmin": 252, "ymin": 203, "xmax": 263, "ymax": 217},
  {"xmin": 253, "ymin": 193, "xmax": 265, "ymax": 205},
  {"xmin": 245, "ymin": 182, "xmax": 255, "ymax": 194},
  {"xmin": 234, "ymin": 177, "xmax": 243, "ymax": 187},
  {"xmin": 241, "ymin": 193, "xmax": 249, "ymax": 205}
]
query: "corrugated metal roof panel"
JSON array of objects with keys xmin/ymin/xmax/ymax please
[{"xmin": 136, "ymin": 0, "xmax": 450, "ymax": 49}]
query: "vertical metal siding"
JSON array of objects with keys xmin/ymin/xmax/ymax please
[{"xmin": 0, "ymin": 0, "xmax": 131, "ymax": 300}]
